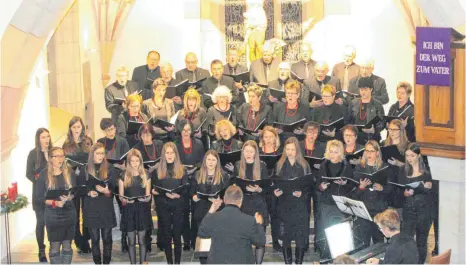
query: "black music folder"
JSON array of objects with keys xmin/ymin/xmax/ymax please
[
  {"xmin": 219, "ymin": 150, "xmax": 242, "ymax": 166},
  {"xmin": 153, "ymin": 184, "xmax": 188, "ymax": 195},
  {"xmin": 230, "ymin": 177, "xmax": 273, "ymax": 191},
  {"xmin": 196, "ymin": 189, "xmax": 225, "ymax": 201},
  {"xmin": 118, "ymin": 194, "xmax": 151, "ymax": 202},
  {"xmin": 107, "ymin": 149, "xmax": 132, "ymax": 165},
  {"xmin": 320, "ymin": 117, "xmax": 345, "ymax": 132},
  {"xmin": 151, "ymin": 119, "xmax": 174, "ymax": 129},
  {"xmin": 260, "ymin": 153, "xmax": 282, "ymax": 169},
  {"xmin": 383, "ymin": 115, "xmax": 414, "ymax": 124},
  {"xmin": 269, "ymin": 88, "xmax": 286, "ymax": 101},
  {"xmin": 238, "ymin": 118, "xmax": 266, "ymax": 135},
  {"xmin": 223, "ymin": 71, "xmax": 250, "ymax": 84},
  {"xmin": 272, "ymin": 174, "xmax": 313, "ymax": 193},
  {"xmin": 345, "ymin": 148, "xmax": 365, "ymax": 161},
  {"xmin": 341, "ymin": 90, "xmax": 361, "ymax": 98},
  {"xmin": 304, "ymin": 156, "xmax": 324, "ymax": 169},
  {"xmin": 388, "ymin": 181, "xmax": 424, "ymax": 190},
  {"xmin": 87, "ymin": 175, "xmax": 110, "ymax": 191},
  {"xmin": 355, "ymin": 166, "xmax": 390, "ymax": 186},
  {"xmin": 114, "ymin": 97, "xmax": 126, "ymax": 105},
  {"xmin": 355, "ymin": 116, "xmax": 382, "ymax": 130},
  {"xmin": 273, "ymin": 118, "xmax": 306, "ymax": 133},
  {"xmin": 65, "ymin": 157, "xmax": 87, "ymax": 168},
  {"xmin": 143, "ymin": 158, "xmax": 160, "ymax": 169},
  {"xmin": 381, "ymin": 145, "xmax": 405, "ymax": 163},
  {"xmin": 309, "ymin": 90, "xmax": 322, "ymax": 101},
  {"xmin": 45, "ymin": 186, "xmax": 87, "ymax": 200},
  {"xmin": 127, "ymin": 120, "xmax": 145, "ymax": 135},
  {"xmin": 290, "ymin": 71, "xmax": 305, "ymax": 83}
]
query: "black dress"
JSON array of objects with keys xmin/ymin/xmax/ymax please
[
  {"xmin": 133, "ymin": 139, "xmax": 164, "ymax": 162},
  {"xmin": 26, "ymin": 149, "xmax": 47, "ymax": 211},
  {"xmin": 275, "ymin": 159, "xmax": 311, "ymax": 248},
  {"xmin": 311, "ymin": 102, "xmax": 349, "ymax": 142},
  {"xmin": 233, "ymin": 161, "xmax": 270, "ymax": 226},
  {"xmin": 120, "ymin": 176, "xmax": 152, "ymax": 232},
  {"xmin": 35, "ymin": 170, "xmax": 77, "ymax": 242},
  {"xmin": 237, "ymin": 103, "xmax": 273, "ymax": 142},
  {"xmin": 388, "ymin": 100, "xmax": 415, "ymax": 142},
  {"xmin": 82, "ymin": 164, "xmax": 117, "ymax": 229}
]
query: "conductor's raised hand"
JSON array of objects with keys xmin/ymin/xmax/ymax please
[{"xmin": 208, "ymin": 199, "xmax": 222, "ymax": 213}]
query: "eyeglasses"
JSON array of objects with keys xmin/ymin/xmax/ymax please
[
  {"xmin": 365, "ymin": 149, "xmax": 377, "ymax": 153},
  {"xmin": 182, "ymin": 129, "xmax": 192, "ymax": 134},
  {"xmin": 105, "ymin": 127, "xmax": 116, "ymax": 132},
  {"xmin": 344, "ymin": 134, "xmax": 356, "ymax": 137},
  {"xmin": 95, "ymin": 152, "xmax": 106, "ymax": 156},
  {"xmin": 52, "ymin": 155, "xmax": 65, "ymax": 158},
  {"xmin": 321, "ymin": 95, "xmax": 333, "ymax": 98},
  {"xmin": 388, "ymin": 128, "xmax": 401, "ymax": 131},
  {"xmin": 286, "ymin": 92, "xmax": 298, "ymax": 96}
]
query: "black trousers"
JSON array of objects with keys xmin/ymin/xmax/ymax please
[
  {"xmin": 182, "ymin": 197, "xmax": 196, "ymax": 246},
  {"xmin": 402, "ymin": 207, "xmax": 433, "ymax": 264},
  {"xmin": 159, "ymin": 205, "xmax": 184, "ymax": 248},
  {"xmin": 88, "ymin": 228, "xmax": 112, "ymax": 262},
  {"xmin": 35, "ymin": 209, "xmax": 46, "ymax": 251},
  {"xmin": 73, "ymin": 195, "xmax": 90, "ymax": 247}
]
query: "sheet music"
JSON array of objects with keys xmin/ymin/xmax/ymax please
[{"xmin": 332, "ymin": 195, "xmax": 372, "ymax": 222}]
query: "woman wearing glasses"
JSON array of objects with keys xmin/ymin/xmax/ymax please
[
  {"xmin": 35, "ymin": 147, "xmax": 77, "ymax": 264},
  {"xmin": 116, "ymin": 94, "xmax": 149, "ymax": 148},
  {"xmin": 352, "ymin": 140, "xmax": 394, "ymax": 247},
  {"xmin": 310, "ymin": 85, "xmax": 349, "ymax": 142},
  {"xmin": 26, "ymin": 128, "xmax": 52, "ymax": 262}
]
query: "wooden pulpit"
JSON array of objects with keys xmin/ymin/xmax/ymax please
[{"xmin": 414, "ymin": 29, "xmax": 465, "ymax": 159}]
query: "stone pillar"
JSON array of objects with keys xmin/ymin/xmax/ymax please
[{"xmin": 429, "ymin": 157, "xmax": 465, "ymax": 264}]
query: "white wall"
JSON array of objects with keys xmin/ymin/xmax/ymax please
[{"xmin": 0, "ymin": 0, "xmax": 23, "ymax": 39}]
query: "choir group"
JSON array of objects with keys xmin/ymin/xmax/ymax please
[{"xmin": 26, "ymin": 43, "xmax": 434, "ymax": 264}]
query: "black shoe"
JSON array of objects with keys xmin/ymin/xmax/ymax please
[
  {"xmin": 38, "ymin": 251, "xmax": 48, "ymax": 263},
  {"xmin": 295, "ymin": 248, "xmax": 305, "ymax": 264},
  {"xmin": 183, "ymin": 242, "xmax": 190, "ymax": 251},
  {"xmin": 80, "ymin": 241, "xmax": 91, "ymax": 254},
  {"xmin": 121, "ymin": 239, "xmax": 129, "ymax": 253},
  {"xmin": 282, "ymin": 247, "xmax": 292, "ymax": 265}
]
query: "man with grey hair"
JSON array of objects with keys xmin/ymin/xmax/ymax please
[
  {"xmin": 249, "ymin": 42, "xmax": 281, "ymax": 85},
  {"xmin": 304, "ymin": 61, "xmax": 343, "ymax": 108},
  {"xmin": 332, "ymin": 45, "xmax": 360, "ymax": 90},
  {"xmin": 291, "ymin": 42, "xmax": 317, "ymax": 79},
  {"xmin": 347, "ymin": 58, "xmax": 389, "ymax": 104},
  {"xmin": 160, "ymin": 62, "xmax": 183, "ymax": 110},
  {"xmin": 198, "ymin": 185, "xmax": 265, "ymax": 264},
  {"xmin": 268, "ymin": 62, "xmax": 309, "ymax": 104},
  {"xmin": 175, "ymin": 52, "xmax": 210, "ymax": 82}
]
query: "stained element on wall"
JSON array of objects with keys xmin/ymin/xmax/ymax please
[
  {"xmin": 281, "ymin": 0, "xmax": 302, "ymax": 62},
  {"xmin": 225, "ymin": 0, "xmax": 247, "ymax": 64}
]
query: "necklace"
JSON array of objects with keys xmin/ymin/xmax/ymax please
[
  {"xmin": 359, "ymin": 102, "xmax": 368, "ymax": 120},
  {"xmin": 183, "ymin": 139, "xmax": 193, "ymax": 155},
  {"xmin": 247, "ymin": 108, "xmax": 259, "ymax": 130},
  {"xmin": 286, "ymin": 103, "xmax": 298, "ymax": 117},
  {"xmin": 144, "ymin": 143, "xmax": 157, "ymax": 160}
]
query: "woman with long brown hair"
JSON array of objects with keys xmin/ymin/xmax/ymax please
[
  {"xmin": 233, "ymin": 140, "xmax": 268, "ymax": 264},
  {"xmin": 26, "ymin": 128, "xmax": 52, "ymax": 262},
  {"xmin": 119, "ymin": 149, "xmax": 152, "ymax": 264},
  {"xmin": 62, "ymin": 116, "xmax": 93, "ymax": 253},
  {"xmin": 81, "ymin": 143, "xmax": 118, "ymax": 264},
  {"xmin": 191, "ymin": 150, "xmax": 228, "ymax": 263},
  {"xmin": 384, "ymin": 119, "xmax": 409, "ymax": 166},
  {"xmin": 151, "ymin": 142, "xmax": 189, "ymax": 264},
  {"xmin": 35, "ymin": 147, "xmax": 77, "ymax": 264},
  {"xmin": 274, "ymin": 137, "xmax": 311, "ymax": 264}
]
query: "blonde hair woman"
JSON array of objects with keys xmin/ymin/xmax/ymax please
[
  {"xmin": 384, "ymin": 119, "xmax": 409, "ymax": 167},
  {"xmin": 118, "ymin": 149, "xmax": 152, "ymax": 264},
  {"xmin": 175, "ymin": 88, "xmax": 207, "ymax": 138},
  {"xmin": 116, "ymin": 93, "xmax": 149, "ymax": 147},
  {"xmin": 142, "ymin": 78, "xmax": 176, "ymax": 134}
]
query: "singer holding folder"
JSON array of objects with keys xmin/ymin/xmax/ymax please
[
  {"xmin": 387, "ymin": 82, "xmax": 415, "ymax": 142},
  {"xmin": 191, "ymin": 150, "xmax": 228, "ymax": 263},
  {"xmin": 315, "ymin": 140, "xmax": 354, "ymax": 259},
  {"xmin": 274, "ymin": 137, "xmax": 311, "ymax": 264},
  {"xmin": 348, "ymin": 77, "xmax": 385, "ymax": 144},
  {"xmin": 26, "ymin": 128, "xmax": 52, "ymax": 263},
  {"xmin": 204, "ymin": 85, "xmax": 238, "ymax": 136},
  {"xmin": 81, "ymin": 143, "xmax": 117, "ymax": 264},
  {"xmin": 212, "ymin": 120, "xmax": 243, "ymax": 161},
  {"xmin": 116, "ymin": 94, "xmax": 149, "ymax": 148},
  {"xmin": 397, "ymin": 143, "xmax": 434, "ymax": 264},
  {"xmin": 174, "ymin": 88, "xmax": 207, "ymax": 138},
  {"xmin": 118, "ymin": 149, "xmax": 152, "ymax": 264},
  {"xmin": 151, "ymin": 143, "xmax": 189, "ymax": 264},
  {"xmin": 237, "ymin": 84, "xmax": 272, "ymax": 141},
  {"xmin": 352, "ymin": 141, "xmax": 394, "ymax": 247},
  {"xmin": 233, "ymin": 141, "xmax": 269, "ymax": 264},
  {"xmin": 35, "ymin": 147, "xmax": 77, "ymax": 264}
]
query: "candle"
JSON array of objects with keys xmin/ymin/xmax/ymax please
[
  {"xmin": 12, "ymin": 182, "xmax": 18, "ymax": 197},
  {"xmin": 8, "ymin": 186, "xmax": 16, "ymax": 201}
]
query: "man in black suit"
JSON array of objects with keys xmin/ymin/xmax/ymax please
[
  {"xmin": 291, "ymin": 42, "xmax": 316, "ymax": 79},
  {"xmin": 198, "ymin": 185, "xmax": 266, "ymax": 264},
  {"xmin": 347, "ymin": 58, "xmax": 389, "ymax": 104},
  {"xmin": 104, "ymin": 66, "xmax": 139, "ymax": 122},
  {"xmin": 304, "ymin": 61, "xmax": 343, "ymax": 108},
  {"xmin": 332, "ymin": 45, "xmax": 360, "ymax": 90},
  {"xmin": 131, "ymin": 50, "xmax": 161, "ymax": 100},
  {"xmin": 175, "ymin": 52, "xmax": 210, "ymax": 82},
  {"xmin": 367, "ymin": 209, "xmax": 419, "ymax": 264},
  {"xmin": 224, "ymin": 47, "xmax": 248, "ymax": 96},
  {"xmin": 201, "ymin": 59, "xmax": 240, "ymax": 107},
  {"xmin": 249, "ymin": 42, "xmax": 280, "ymax": 85}
]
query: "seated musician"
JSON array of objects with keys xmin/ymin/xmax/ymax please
[{"xmin": 366, "ymin": 209, "xmax": 419, "ymax": 264}]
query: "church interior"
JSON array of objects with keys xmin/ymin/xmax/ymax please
[{"xmin": 1, "ymin": 0, "xmax": 465, "ymax": 264}]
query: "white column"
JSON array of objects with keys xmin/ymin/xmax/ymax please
[{"xmin": 429, "ymin": 157, "xmax": 465, "ymax": 264}]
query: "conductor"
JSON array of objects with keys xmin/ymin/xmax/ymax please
[{"xmin": 198, "ymin": 185, "xmax": 266, "ymax": 264}]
